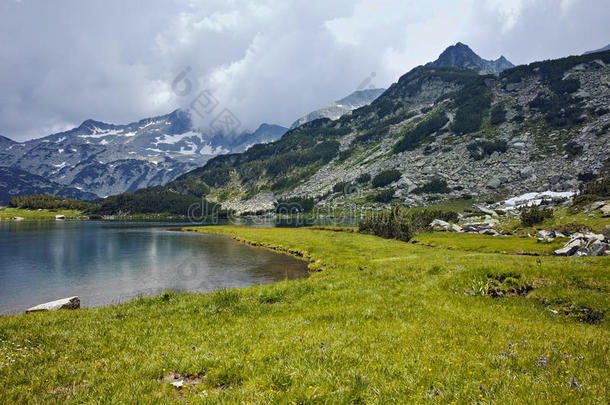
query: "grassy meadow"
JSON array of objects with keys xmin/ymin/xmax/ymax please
[
  {"xmin": 0, "ymin": 226, "xmax": 608, "ymax": 403},
  {"xmin": 0, "ymin": 207, "xmax": 85, "ymax": 221}
]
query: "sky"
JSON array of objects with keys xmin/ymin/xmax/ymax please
[{"xmin": 1, "ymin": 0, "xmax": 609, "ymax": 141}]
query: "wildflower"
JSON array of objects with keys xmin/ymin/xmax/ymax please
[
  {"xmin": 479, "ymin": 385, "xmax": 483, "ymax": 390},
  {"xmin": 161, "ymin": 352, "xmax": 165, "ymax": 356},
  {"xmin": 192, "ymin": 346, "xmax": 196, "ymax": 350}
]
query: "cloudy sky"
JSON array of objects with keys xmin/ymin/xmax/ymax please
[{"xmin": 1, "ymin": 0, "xmax": 609, "ymax": 141}]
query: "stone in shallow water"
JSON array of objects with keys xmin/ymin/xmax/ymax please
[{"xmin": 25, "ymin": 296, "xmax": 80, "ymax": 313}]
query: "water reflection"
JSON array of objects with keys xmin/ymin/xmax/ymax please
[{"xmin": 0, "ymin": 222, "xmax": 309, "ymax": 314}]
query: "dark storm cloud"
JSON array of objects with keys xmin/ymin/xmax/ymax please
[{"xmin": 1, "ymin": 0, "xmax": 609, "ymax": 141}]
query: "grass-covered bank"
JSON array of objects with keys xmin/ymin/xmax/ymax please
[
  {"xmin": 0, "ymin": 207, "xmax": 85, "ymax": 221},
  {"xmin": 0, "ymin": 226, "xmax": 608, "ymax": 403}
]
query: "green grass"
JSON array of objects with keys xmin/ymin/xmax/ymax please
[
  {"xmin": 0, "ymin": 207, "xmax": 84, "ymax": 221},
  {"xmin": 412, "ymin": 232, "xmax": 567, "ymax": 255},
  {"xmin": 500, "ymin": 207, "xmax": 609, "ymax": 235},
  {"xmin": 0, "ymin": 226, "xmax": 608, "ymax": 403}
]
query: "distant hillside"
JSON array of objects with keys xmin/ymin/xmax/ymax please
[
  {"xmin": 0, "ymin": 166, "xmax": 97, "ymax": 205},
  {"xmin": 585, "ymin": 43, "xmax": 610, "ymax": 54},
  {"xmin": 426, "ymin": 42, "xmax": 514, "ymax": 75},
  {"xmin": 290, "ymin": 88, "xmax": 385, "ymax": 128}
]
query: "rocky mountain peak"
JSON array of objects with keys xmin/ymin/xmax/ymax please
[{"xmin": 426, "ymin": 42, "xmax": 515, "ymax": 75}]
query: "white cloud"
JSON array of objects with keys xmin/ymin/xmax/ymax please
[{"xmin": 1, "ymin": 0, "xmax": 609, "ymax": 141}]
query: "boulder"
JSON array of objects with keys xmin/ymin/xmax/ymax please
[
  {"xmin": 55, "ymin": 215, "xmax": 65, "ymax": 220},
  {"xmin": 26, "ymin": 296, "xmax": 80, "ymax": 313},
  {"xmin": 602, "ymin": 225, "xmax": 610, "ymax": 240},
  {"xmin": 12, "ymin": 217, "xmax": 24, "ymax": 221},
  {"xmin": 519, "ymin": 166, "xmax": 535, "ymax": 179},
  {"xmin": 554, "ymin": 245, "xmax": 580, "ymax": 256},
  {"xmin": 601, "ymin": 204, "xmax": 610, "ymax": 217},
  {"xmin": 538, "ymin": 230, "xmax": 555, "ymax": 241},
  {"xmin": 587, "ymin": 241, "xmax": 608, "ymax": 257},
  {"xmin": 486, "ymin": 177, "xmax": 504, "ymax": 189}
]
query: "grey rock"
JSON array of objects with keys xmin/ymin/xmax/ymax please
[
  {"xmin": 602, "ymin": 225, "xmax": 610, "ymax": 239},
  {"xmin": 601, "ymin": 204, "xmax": 610, "ymax": 217},
  {"xmin": 587, "ymin": 241, "xmax": 608, "ymax": 256},
  {"xmin": 26, "ymin": 296, "xmax": 80, "ymax": 313},
  {"xmin": 519, "ymin": 166, "xmax": 535, "ymax": 179},
  {"xmin": 486, "ymin": 177, "xmax": 503, "ymax": 189}
]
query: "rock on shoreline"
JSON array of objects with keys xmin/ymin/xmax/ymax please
[{"xmin": 25, "ymin": 296, "xmax": 80, "ymax": 313}]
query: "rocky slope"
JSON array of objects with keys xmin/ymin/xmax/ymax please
[
  {"xmin": 0, "ymin": 110, "xmax": 287, "ymax": 198},
  {"xmin": 167, "ymin": 49, "xmax": 610, "ymax": 214},
  {"xmin": 290, "ymin": 88, "xmax": 385, "ymax": 128},
  {"xmin": 0, "ymin": 167, "xmax": 97, "ymax": 205},
  {"xmin": 426, "ymin": 42, "xmax": 514, "ymax": 75}
]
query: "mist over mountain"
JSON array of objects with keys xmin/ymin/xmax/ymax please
[{"xmin": 290, "ymin": 88, "xmax": 386, "ymax": 129}]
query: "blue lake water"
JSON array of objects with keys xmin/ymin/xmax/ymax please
[{"xmin": 0, "ymin": 221, "xmax": 309, "ymax": 314}]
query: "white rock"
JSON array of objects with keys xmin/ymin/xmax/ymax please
[
  {"xmin": 55, "ymin": 215, "xmax": 65, "ymax": 220},
  {"xmin": 26, "ymin": 296, "xmax": 80, "ymax": 313},
  {"xmin": 171, "ymin": 380, "xmax": 184, "ymax": 389},
  {"xmin": 430, "ymin": 219, "xmax": 450, "ymax": 229},
  {"xmin": 554, "ymin": 245, "xmax": 579, "ymax": 256},
  {"xmin": 451, "ymin": 224, "xmax": 463, "ymax": 232}
]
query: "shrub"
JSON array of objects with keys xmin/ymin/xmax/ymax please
[
  {"xmin": 413, "ymin": 179, "xmax": 450, "ymax": 194},
  {"xmin": 9, "ymin": 195, "xmax": 95, "ymax": 211},
  {"xmin": 359, "ymin": 207, "xmax": 458, "ymax": 241},
  {"xmin": 372, "ymin": 169, "xmax": 402, "ymax": 188},
  {"xmin": 356, "ymin": 173, "xmax": 371, "ymax": 184},
  {"xmin": 333, "ymin": 181, "xmax": 356, "ymax": 195},
  {"xmin": 467, "ymin": 139, "xmax": 508, "ymax": 160},
  {"xmin": 393, "ymin": 110, "xmax": 448, "ymax": 153},
  {"xmin": 450, "ymin": 79, "xmax": 492, "ymax": 135},
  {"xmin": 490, "ymin": 104, "xmax": 507, "ymax": 125},
  {"xmin": 275, "ymin": 197, "xmax": 315, "ymax": 213},
  {"xmin": 520, "ymin": 205, "xmax": 554, "ymax": 227},
  {"xmin": 371, "ymin": 188, "xmax": 395, "ymax": 203},
  {"xmin": 565, "ymin": 141, "xmax": 583, "ymax": 157}
]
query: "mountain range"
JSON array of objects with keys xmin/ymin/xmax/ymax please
[
  {"xmin": 0, "ymin": 85, "xmax": 385, "ymax": 202},
  {"xmin": 3, "ymin": 43, "xmax": 608, "ymax": 211},
  {"xmin": 160, "ymin": 49, "xmax": 610, "ymax": 214}
]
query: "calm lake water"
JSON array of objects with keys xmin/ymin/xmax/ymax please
[{"xmin": 0, "ymin": 221, "xmax": 309, "ymax": 314}]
